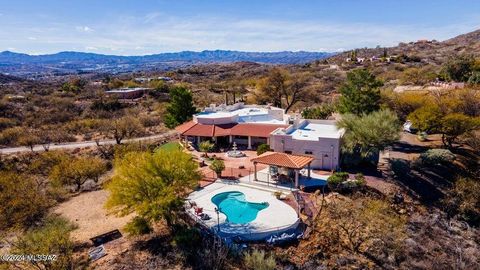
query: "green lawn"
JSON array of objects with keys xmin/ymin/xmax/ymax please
[{"xmin": 159, "ymin": 142, "xmax": 182, "ymax": 152}]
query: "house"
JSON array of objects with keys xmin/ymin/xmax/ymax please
[
  {"xmin": 176, "ymin": 103, "xmax": 289, "ymax": 150},
  {"xmin": 158, "ymin": 76, "xmax": 173, "ymax": 82},
  {"xmin": 134, "ymin": 77, "xmax": 152, "ymax": 83},
  {"xmin": 176, "ymin": 103, "xmax": 344, "ymax": 170},
  {"xmin": 105, "ymin": 87, "xmax": 151, "ymax": 99},
  {"xmin": 269, "ymin": 119, "xmax": 343, "ymax": 170}
]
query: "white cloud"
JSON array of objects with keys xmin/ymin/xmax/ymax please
[
  {"xmin": 75, "ymin": 26, "xmax": 93, "ymax": 33},
  {"xmin": 1, "ymin": 13, "xmax": 479, "ymax": 55}
]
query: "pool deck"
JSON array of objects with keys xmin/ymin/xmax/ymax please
[
  {"xmin": 238, "ymin": 168, "xmax": 329, "ymax": 191},
  {"xmin": 187, "ymin": 181, "xmax": 299, "ymax": 240}
]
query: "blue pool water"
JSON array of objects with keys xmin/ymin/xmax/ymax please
[{"xmin": 211, "ymin": 191, "xmax": 269, "ymax": 224}]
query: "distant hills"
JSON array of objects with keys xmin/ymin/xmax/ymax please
[
  {"xmin": 0, "ymin": 50, "xmax": 335, "ymax": 77},
  {"xmin": 328, "ymin": 29, "xmax": 480, "ymax": 65}
]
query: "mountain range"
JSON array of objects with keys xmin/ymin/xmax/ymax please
[
  {"xmin": 329, "ymin": 29, "xmax": 480, "ymax": 65},
  {"xmin": 0, "ymin": 50, "xmax": 334, "ymax": 77}
]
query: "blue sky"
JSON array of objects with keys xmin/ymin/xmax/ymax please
[{"xmin": 0, "ymin": 0, "xmax": 479, "ymax": 55}]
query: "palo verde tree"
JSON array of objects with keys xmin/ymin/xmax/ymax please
[
  {"xmin": 164, "ymin": 86, "xmax": 197, "ymax": 128},
  {"xmin": 49, "ymin": 156, "xmax": 107, "ymax": 192},
  {"xmin": 337, "ymin": 109, "xmax": 401, "ymax": 164},
  {"xmin": 408, "ymin": 93, "xmax": 480, "ymax": 148},
  {"xmin": 338, "ymin": 68, "xmax": 383, "ymax": 115},
  {"xmin": 102, "ymin": 115, "xmax": 144, "ymax": 144},
  {"xmin": 0, "ymin": 171, "xmax": 50, "ymax": 230},
  {"xmin": 12, "ymin": 216, "xmax": 75, "ymax": 270},
  {"xmin": 106, "ymin": 148, "xmax": 201, "ymax": 228}
]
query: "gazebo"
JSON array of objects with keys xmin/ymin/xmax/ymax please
[{"xmin": 251, "ymin": 152, "xmax": 315, "ymax": 188}]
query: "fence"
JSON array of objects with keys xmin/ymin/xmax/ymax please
[{"xmin": 202, "ymin": 167, "xmax": 252, "ymax": 181}]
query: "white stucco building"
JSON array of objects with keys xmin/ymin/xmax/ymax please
[
  {"xmin": 269, "ymin": 119, "xmax": 344, "ymax": 170},
  {"xmin": 176, "ymin": 103, "xmax": 344, "ymax": 170}
]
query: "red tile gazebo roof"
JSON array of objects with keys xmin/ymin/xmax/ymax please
[{"xmin": 251, "ymin": 152, "xmax": 314, "ymax": 169}]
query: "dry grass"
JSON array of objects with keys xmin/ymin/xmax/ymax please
[{"xmin": 53, "ymin": 189, "xmax": 134, "ymax": 243}]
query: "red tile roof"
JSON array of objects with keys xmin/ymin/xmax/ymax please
[
  {"xmin": 214, "ymin": 123, "xmax": 236, "ymax": 137},
  {"xmin": 175, "ymin": 121, "xmax": 287, "ymax": 138},
  {"xmin": 230, "ymin": 123, "xmax": 287, "ymax": 137},
  {"xmin": 183, "ymin": 123, "xmax": 215, "ymax": 137},
  {"xmin": 251, "ymin": 152, "xmax": 314, "ymax": 169},
  {"xmin": 175, "ymin": 120, "xmax": 197, "ymax": 134}
]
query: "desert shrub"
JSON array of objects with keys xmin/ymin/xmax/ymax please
[
  {"xmin": 101, "ymin": 116, "xmax": 145, "ymax": 144},
  {"xmin": 468, "ymin": 71, "xmax": 480, "ymax": 85},
  {"xmin": 124, "ymin": 216, "xmax": 153, "ymax": 236},
  {"xmin": 327, "ymin": 172, "xmax": 349, "ymax": 190},
  {"xmin": 443, "ymin": 177, "xmax": 480, "ymax": 226},
  {"xmin": 354, "ymin": 173, "xmax": 366, "ymax": 185},
  {"xmin": 0, "ymin": 117, "xmax": 16, "ymax": 131},
  {"xmin": 442, "ymin": 54, "xmax": 475, "ymax": 82},
  {"xmin": 256, "ymin": 143, "xmax": 271, "ymax": 155},
  {"xmin": 172, "ymin": 226, "xmax": 202, "ymax": 248},
  {"xmin": 244, "ymin": 249, "xmax": 276, "ymax": 270},
  {"xmin": 64, "ymin": 118, "xmax": 103, "ymax": 134},
  {"xmin": 49, "ymin": 156, "xmax": 107, "ymax": 192},
  {"xmin": 464, "ymin": 131, "xmax": 480, "ymax": 152},
  {"xmin": 400, "ymin": 67, "xmax": 437, "ymax": 85},
  {"xmin": 139, "ymin": 115, "xmax": 162, "ymax": 127},
  {"xmin": 113, "ymin": 142, "xmax": 156, "ymax": 159},
  {"xmin": 419, "ymin": 149, "xmax": 455, "ymax": 166},
  {"xmin": 28, "ymin": 151, "xmax": 70, "ymax": 176},
  {"xmin": 90, "ymin": 98, "xmax": 123, "ymax": 112},
  {"xmin": 0, "ymin": 171, "xmax": 51, "ymax": 230},
  {"xmin": 12, "ymin": 216, "xmax": 75, "ymax": 270},
  {"xmin": 0, "ymin": 126, "xmax": 23, "ymax": 145},
  {"xmin": 301, "ymin": 103, "xmax": 335, "ymax": 119},
  {"xmin": 390, "ymin": 158, "xmax": 411, "ymax": 177}
]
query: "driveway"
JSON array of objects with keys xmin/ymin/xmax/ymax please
[{"xmin": 0, "ymin": 131, "xmax": 178, "ymax": 154}]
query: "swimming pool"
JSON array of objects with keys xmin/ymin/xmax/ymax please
[{"xmin": 211, "ymin": 191, "xmax": 269, "ymax": 224}]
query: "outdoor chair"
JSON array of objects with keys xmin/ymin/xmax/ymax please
[{"xmin": 194, "ymin": 207, "xmax": 203, "ymax": 216}]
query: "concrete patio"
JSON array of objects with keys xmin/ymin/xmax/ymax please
[{"xmin": 238, "ymin": 167, "xmax": 329, "ymax": 191}]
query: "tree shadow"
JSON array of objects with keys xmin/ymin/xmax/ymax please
[
  {"xmin": 397, "ymin": 171, "xmax": 445, "ymax": 204},
  {"xmin": 390, "ymin": 141, "xmax": 430, "ymax": 154},
  {"xmin": 132, "ymin": 233, "xmax": 174, "ymax": 257},
  {"xmin": 389, "ymin": 158, "xmax": 464, "ymax": 205}
]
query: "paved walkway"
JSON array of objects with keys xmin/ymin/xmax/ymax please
[{"xmin": 0, "ymin": 131, "xmax": 178, "ymax": 154}]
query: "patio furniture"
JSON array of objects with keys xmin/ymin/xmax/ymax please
[
  {"xmin": 188, "ymin": 201, "xmax": 197, "ymax": 208},
  {"xmin": 88, "ymin": 245, "xmax": 106, "ymax": 261},
  {"xmin": 195, "ymin": 207, "xmax": 203, "ymax": 215},
  {"xmin": 198, "ymin": 213, "xmax": 211, "ymax": 220},
  {"xmin": 89, "ymin": 229, "xmax": 122, "ymax": 247}
]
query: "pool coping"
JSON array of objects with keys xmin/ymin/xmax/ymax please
[{"xmin": 186, "ymin": 181, "xmax": 300, "ymax": 241}]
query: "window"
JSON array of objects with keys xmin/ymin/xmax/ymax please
[{"xmin": 305, "ymin": 151, "xmax": 313, "ymax": 155}]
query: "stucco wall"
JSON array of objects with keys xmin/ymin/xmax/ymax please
[{"xmin": 269, "ymin": 134, "xmax": 341, "ymax": 170}]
